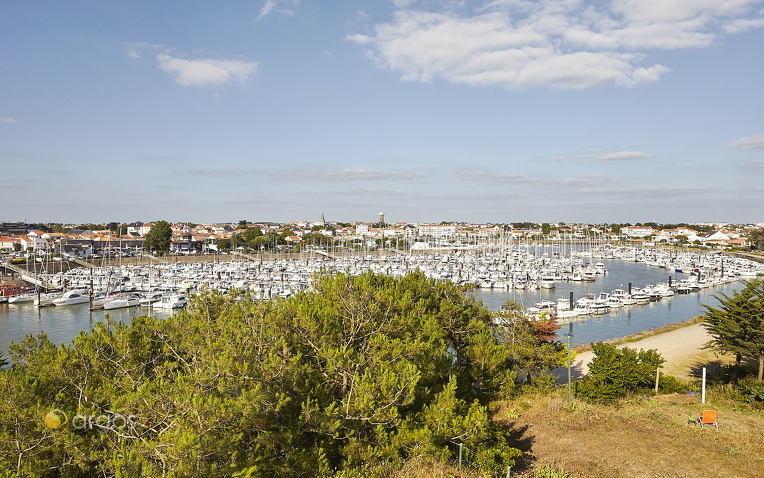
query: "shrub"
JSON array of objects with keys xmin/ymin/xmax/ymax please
[
  {"xmin": 658, "ymin": 373, "xmax": 688, "ymax": 394},
  {"xmin": 737, "ymin": 377, "xmax": 764, "ymax": 402},
  {"xmin": 575, "ymin": 342, "xmax": 665, "ymax": 404}
]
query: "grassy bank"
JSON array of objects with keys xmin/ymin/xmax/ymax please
[{"xmin": 496, "ymin": 388, "xmax": 764, "ymax": 477}]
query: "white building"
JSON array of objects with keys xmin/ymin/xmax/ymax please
[
  {"xmin": 417, "ymin": 224, "xmax": 458, "ymax": 238},
  {"xmin": 621, "ymin": 226, "xmax": 655, "ymax": 237}
]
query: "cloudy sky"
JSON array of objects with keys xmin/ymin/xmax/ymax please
[{"xmin": 2, "ymin": 0, "xmax": 763, "ymax": 225}]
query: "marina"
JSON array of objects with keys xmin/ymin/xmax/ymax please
[{"xmin": 2, "ymin": 244, "xmax": 762, "ymax": 354}]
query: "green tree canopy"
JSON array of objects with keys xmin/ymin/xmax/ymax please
[
  {"xmin": 750, "ymin": 228, "xmax": 764, "ymax": 250},
  {"xmin": 143, "ymin": 220, "xmax": 172, "ymax": 254},
  {"xmin": 230, "ymin": 232, "xmax": 243, "ymax": 249},
  {"xmin": 243, "ymin": 227, "xmax": 262, "ymax": 242},
  {"xmin": 1, "ymin": 272, "xmax": 524, "ymax": 476},
  {"xmin": 702, "ymin": 279, "xmax": 764, "ymax": 380}
]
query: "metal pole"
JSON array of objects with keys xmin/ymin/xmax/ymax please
[
  {"xmin": 567, "ymin": 333, "xmax": 572, "ymax": 407},
  {"xmin": 458, "ymin": 443, "xmax": 463, "ymax": 470}
]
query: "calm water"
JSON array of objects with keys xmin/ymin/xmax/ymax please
[
  {"xmin": 0, "ymin": 258, "xmax": 744, "ymax": 356},
  {"xmin": 472, "ymin": 258, "xmax": 744, "ymax": 346},
  {"xmin": 0, "ymin": 303, "xmax": 174, "ymax": 358}
]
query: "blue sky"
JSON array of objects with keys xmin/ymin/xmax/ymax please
[{"xmin": 2, "ymin": 0, "xmax": 764, "ymax": 225}]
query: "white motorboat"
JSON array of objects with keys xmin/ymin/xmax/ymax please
[
  {"xmin": 104, "ymin": 293, "xmax": 140, "ymax": 310},
  {"xmin": 34, "ymin": 291, "xmax": 63, "ymax": 307},
  {"xmin": 53, "ymin": 290, "xmax": 90, "ymax": 306},
  {"xmin": 156, "ymin": 293, "xmax": 187, "ymax": 309},
  {"xmin": 8, "ymin": 293, "xmax": 35, "ymax": 304},
  {"xmin": 139, "ymin": 291, "xmax": 165, "ymax": 307},
  {"xmin": 539, "ymin": 274, "xmax": 556, "ymax": 289}
]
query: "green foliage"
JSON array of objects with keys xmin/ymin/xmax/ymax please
[
  {"xmin": 303, "ymin": 232, "xmax": 332, "ymax": 245},
  {"xmin": 575, "ymin": 342, "xmax": 665, "ymax": 404},
  {"xmin": 538, "ymin": 463, "xmax": 571, "ymax": 478},
  {"xmin": 511, "ymin": 222, "xmax": 538, "ymax": 230},
  {"xmin": 230, "ymin": 232, "xmax": 243, "ymax": 249},
  {"xmin": 143, "ymin": 220, "xmax": 172, "ymax": 253},
  {"xmin": 493, "ymin": 302, "xmax": 567, "ymax": 389},
  {"xmin": 658, "ymin": 373, "xmax": 688, "ymax": 394},
  {"xmin": 737, "ymin": 377, "xmax": 764, "ymax": 402},
  {"xmin": 0, "ymin": 272, "xmax": 522, "ymax": 476},
  {"xmin": 541, "ymin": 223, "xmax": 551, "ymax": 235},
  {"xmin": 702, "ymin": 279, "xmax": 764, "ymax": 381},
  {"xmin": 750, "ymin": 228, "xmax": 764, "ymax": 250},
  {"xmin": 243, "ymin": 227, "xmax": 262, "ymax": 242}
]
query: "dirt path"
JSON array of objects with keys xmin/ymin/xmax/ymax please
[{"xmin": 553, "ymin": 324, "xmax": 734, "ymax": 382}]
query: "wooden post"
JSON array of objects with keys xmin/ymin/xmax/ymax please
[{"xmin": 655, "ymin": 367, "xmax": 660, "ymax": 393}]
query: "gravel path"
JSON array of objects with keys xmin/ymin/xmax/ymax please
[{"xmin": 553, "ymin": 323, "xmax": 714, "ymax": 383}]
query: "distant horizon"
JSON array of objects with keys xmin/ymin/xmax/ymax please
[{"xmin": 2, "ymin": 218, "xmax": 762, "ymax": 228}]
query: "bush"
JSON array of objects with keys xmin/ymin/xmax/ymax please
[
  {"xmin": 575, "ymin": 342, "xmax": 665, "ymax": 404},
  {"xmin": 658, "ymin": 373, "xmax": 688, "ymax": 394},
  {"xmin": 737, "ymin": 377, "xmax": 764, "ymax": 402}
]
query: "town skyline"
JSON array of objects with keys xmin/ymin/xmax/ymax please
[{"xmin": 3, "ymin": 1, "xmax": 764, "ymax": 223}]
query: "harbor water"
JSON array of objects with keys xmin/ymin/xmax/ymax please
[
  {"xmin": 474, "ymin": 256, "xmax": 744, "ymax": 346},
  {"xmin": 0, "ymin": 257, "xmax": 748, "ymax": 357}
]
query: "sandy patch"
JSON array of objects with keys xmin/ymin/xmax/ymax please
[{"xmin": 553, "ymin": 324, "xmax": 737, "ymax": 383}]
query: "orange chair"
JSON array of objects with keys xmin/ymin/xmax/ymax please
[{"xmin": 699, "ymin": 410, "xmax": 718, "ymax": 431}]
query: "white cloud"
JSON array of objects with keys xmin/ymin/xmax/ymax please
[
  {"xmin": 584, "ymin": 150, "xmax": 652, "ymax": 161},
  {"xmin": 258, "ymin": 0, "xmax": 299, "ymax": 19},
  {"xmin": 346, "ymin": 34, "xmax": 372, "ymax": 44},
  {"xmin": 190, "ymin": 168, "xmax": 425, "ymax": 180},
  {"xmin": 157, "ymin": 54, "xmax": 258, "ymax": 87},
  {"xmin": 124, "ymin": 42, "xmax": 163, "ymax": 60},
  {"xmin": 349, "ymin": 0, "xmax": 764, "ymax": 89},
  {"xmin": 631, "ymin": 64, "xmax": 671, "ymax": 84},
  {"xmin": 723, "ymin": 17, "xmax": 764, "ymax": 32},
  {"xmin": 736, "ymin": 161, "xmax": 764, "ymax": 169},
  {"xmin": 0, "ymin": 117, "xmax": 17, "ymax": 123},
  {"xmin": 454, "ymin": 169, "xmax": 602, "ymax": 187},
  {"xmin": 267, "ymin": 168, "xmax": 426, "ymax": 180},
  {"xmin": 728, "ymin": 133, "xmax": 764, "ymax": 150}
]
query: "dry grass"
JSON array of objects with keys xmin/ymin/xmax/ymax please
[
  {"xmin": 495, "ymin": 389, "xmax": 764, "ymax": 478},
  {"xmin": 388, "ymin": 455, "xmax": 489, "ymax": 478}
]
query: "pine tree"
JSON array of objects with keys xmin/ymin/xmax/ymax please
[{"xmin": 702, "ymin": 279, "xmax": 764, "ymax": 381}]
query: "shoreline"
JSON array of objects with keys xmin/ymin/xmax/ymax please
[
  {"xmin": 554, "ymin": 316, "xmax": 722, "ymax": 383},
  {"xmin": 569, "ymin": 315, "xmax": 703, "ymax": 353}
]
